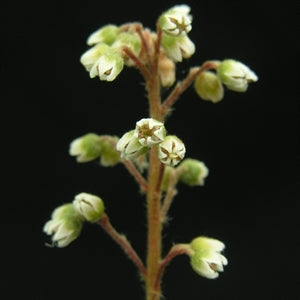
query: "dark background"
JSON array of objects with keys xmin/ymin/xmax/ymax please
[{"xmin": 3, "ymin": 0, "xmax": 299, "ymax": 299}]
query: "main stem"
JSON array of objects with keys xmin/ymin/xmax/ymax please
[{"xmin": 146, "ymin": 58, "xmax": 164, "ymax": 300}]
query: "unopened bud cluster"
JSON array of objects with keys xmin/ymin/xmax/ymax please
[
  {"xmin": 43, "ymin": 193, "xmax": 105, "ymax": 247},
  {"xmin": 194, "ymin": 59, "xmax": 258, "ymax": 103},
  {"xmin": 117, "ymin": 118, "xmax": 185, "ymax": 167}
]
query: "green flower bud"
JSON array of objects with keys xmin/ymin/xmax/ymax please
[
  {"xmin": 160, "ymin": 4, "xmax": 192, "ymax": 37},
  {"xmin": 194, "ymin": 71, "xmax": 224, "ymax": 103},
  {"xmin": 113, "ymin": 32, "xmax": 141, "ymax": 56},
  {"xmin": 43, "ymin": 203, "xmax": 83, "ymax": 248},
  {"xmin": 69, "ymin": 133, "xmax": 102, "ymax": 163},
  {"xmin": 158, "ymin": 135, "xmax": 186, "ymax": 167},
  {"xmin": 73, "ymin": 193, "xmax": 105, "ymax": 223},
  {"xmin": 87, "ymin": 24, "xmax": 120, "ymax": 46},
  {"xmin": 217, "ymin": 59, "xmax": 258, "ymax": 92},
  {"xmin": 190, "ymin": 236, "xmax": 228, "ymax": 279},
  {"xmin": 116, "ymin": 130, "xmax": 148, "ymax": 160},
  {"xmin": 178, "ymin": 159, "xmax": 209, "ymax": 186},
  {"xmin": 98, "ymin": 136, "xmax": 120, "ymax": 167}
]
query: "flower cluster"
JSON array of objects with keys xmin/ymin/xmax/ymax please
[
  {"xmin": 80, "ymin": 24, "xmax": 141, "ymax": 81},
  {"xmin": 194, "ymin": 59, "xmax": 258, "ymax": 103},
  {"xmin": 43, "ymin": 193, "xmax": 105, "ymax": 247},
  {"xmin": 117, "ymin": 118, "xmax": 186, "ymax": 167}
]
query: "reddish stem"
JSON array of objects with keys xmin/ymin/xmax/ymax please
[
  {"xmin": 99, "ymin": 214, "xmax": 147, "ymax": 278},
  {"xmin": 161, "ymin": 61, "xmax": 221, "ymax": 116},
  {"xmin": 122, "ymin": 159, "xmax": 148, "ymax": 192}
]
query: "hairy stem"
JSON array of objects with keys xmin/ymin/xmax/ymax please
[
  {"xmin": 161, "ymin": 60, "xmax": 221, "ymax": 116},
  {"xmin": 154, "ymin": 244, "xmax": 192, "ymax": 291},
  {"xmin": 122, "ymin": 159, "xmax": 148, "ymax": 192},
  {"xmin": 99, "ymin": 214, "xmax": 147, "ymax": 278},
  {"xmin": 146, "ymin": 149, "xmax": 164, "ymax": 300}
]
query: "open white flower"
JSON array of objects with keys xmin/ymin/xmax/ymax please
[
  {"xmin": 217, "ymin": 59, "xmax": 258, "ymax": 92},
  {"xmin": 43, "ymin": 204, "xmax": 83, "ymax": 248},
  {"xmin": 158, "ymin": 135, "xmax": 186, "ymax": 167},
  {"xmin": 90, "ymin": 50, "xmax": 124, "ymax": 81},
  {"xmin": 162, "ymin": 34, "xmax": 195, "ymax": 62},
  {"xmin": 116, "ymin": 130, "xmax": 148, "ymax": 160},
  {"xmin": 73, "ymin": 193, "xmax": 105, "ymax": 223},
  {"xmin": 190, "ymin": 236, "xmax": 228, "ymax": 279},
  {"xmin": 134, "ymin": 118, "xmax": 166, "ymax": 147},
  {"xmin": 160, "ymin": 5, "xmax": 192, "ymax": 36}
]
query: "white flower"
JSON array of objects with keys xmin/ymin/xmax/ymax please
[
  {"xmin": 80, "ymin": 44, "xmax": 110, "ymax": 72},
  {"xmin": 178, "ymin": 159, "xmax": 209, "ymax": 186},
  {"xmin": 194, "ymin": 71, "xmax": 224, "ymax": 103},
  {"xmin": 134, "ymin": 118, "xmax": 166, "ymax": 147},
  {"xmin": 116, "ymin": 130, "xmax": 148, "ymax": 160},
  {"xmin": 69, "ymin": 133, "xmax": 102, "ymax": 163},
  {"xmin": 162, "ymin": 34, "xmax": 195, "ymax": 62},
  {"xmin": 158, "ymin": 135, "xmax": 186, "ymax": 167},
  {"xmin": 217, "ymin": 59, "xmax": 258, "ymax": 92},
  {"xmin": 190, "ymin": 236, "xmax": 228, "ymax": 279},
  {"xmin": 160, "ymin": 5, "xmax": 192, "ymax": 36},
  {"xmin": 73, "ymin": 193, "xmax": 105, "ymax": 223},
  {"xmin": 43, "ymin": 204, "xmax": 83, "ymax": 248},
  {"xmin": 90, "ymin": 50, "xmax": 124, "ymax": 81}
]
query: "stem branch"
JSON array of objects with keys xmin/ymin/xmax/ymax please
[{"xmin": 99, "ymin": 214, "xmax": 147, "ymax": 278}]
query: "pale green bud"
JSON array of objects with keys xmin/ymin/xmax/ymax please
[
  {"xmin": 69, "ymin": 133, "xmax": 102, "ymax": 163},
  {"xmin": 116, "ymin": 130, "xmax": 148, "ymax": 160},
  {"xmin": 73, "ymin": 193, "xmax": 105, "ymax": 223},
  {"xmin": 178, "ymin": 159, "xmax": 209, "ymax": 186},
  {"xmin": 162, "ymin": 34, "xmax": 195, "ymax": 62},
  {"xmin": 90, "ymin": 50, "xmax": 124, "ymax": 81},
  {"xmin": 190, "ymin": 236, "xmax": 228, "ymax": 279},
  {"xmin": 43, "ymin": 203, "xmax": 83, "ymax": 248},
  {"xmin": 160, "ymin": 4, "xmax": 192, "ymax": 37},
  {"xmin": 194, "ymin": 71, "xmax": 224, "ymax": 103},
  {"xmin": 158, "ymin": 135, "xmax": 186, "ymax": 167},
  {"xmin": 80, "ymin": 43, "xmax": 111, "ymax": 72},
  {"xmin": 87, "ymin": 24, "xmax": 120, "ymax": 46},
  {"xmin": 217, "ymin": 59, "xmax": 258, "ymax": 92},
  {"xmin": 113, "ymin": 32, "xmax": 141, "ymax": 56},
  {"xmin": 134, "ymin": 118, "xmax": 166, "ymax": 147},
  {"xmin": 98, "ymin": 136, "xmax": 120, "ymax": 167},
  {"xmin": 158, "ymin": 52, "xmax": 176, "ymax": 87}
]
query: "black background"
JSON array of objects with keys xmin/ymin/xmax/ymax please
[{"xmin": 3, "ymin": 0, "xmax": 299, "ymax": 299}]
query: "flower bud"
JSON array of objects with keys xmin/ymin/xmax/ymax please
[
  {"xmin": 97, "ymin": 136, "xmax": 120, "ymax": 167},
  {"xmin": 43, "ymin": 203, "xmax": 83, "ymax": 248},
  {"xmin": 160, "ymin": 5, "xmax": 192, "ymax": 36},
  {"xmin": 73, "ymin": 193, "xmax": 105, "ymax": 223},
  {"xmin": 80, "ymin": 43, "xmax": 111, "ymax": 72},
  {"xmin": 194, "ymin": 71, "xmax": 224, "ymax": 103},
  {"xmin": 178, "ymin": 159, "xmax": 209, "ymax": 186},
  {"xmin": 113, "ymin": 32, "xmax": 141, "ymax": 56},
  {"xmin": 116, "ymin": 130, "xmax": 148, "ymax": 160},
  {"xmin": 158, "ymin": 135, "xmax": 186, "ymax": 167},
  {"xmin": 134, "ymin": 118, "xmax": 166, "ymax": 147},
  {"xmin": 158, "ymin": 52, "xmax": 176, "ymax": 87},
  {"xmin": 162, "ymin": 34, "xmax": 195, "ymax": 62},
  {"xmin": 87, "ymin": 24, "xmax": 120, "ymax": 46},
  {"xmin": 217, "ymin": 59, "xmax": 258, "ymax": 92},
  {"xmin": 90, "ymin": 50, "xmax": 124, "ymax": 81},
  {"xmin": 69, "ymin": 133, "xmax": 102, "ymax": 163},
  {"xmin": 190, "ymin": 236, "xmax": 228, "ymax": 279}
]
